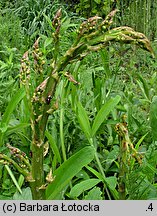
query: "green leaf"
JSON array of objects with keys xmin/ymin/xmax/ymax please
[
  {"xmin": 100, "ymin": 49, "xmax": 110, "ymax": 77},
  {"xmin": 105, "ymin": 145, "xmax": 119, "ymax": 171},
  {"xmin": 86, "ymin": 166, "xmax": 118, "ymax": 199},
  {"xmin": 92, "ymin": 95, "xmax": 121, "ymax": 136},
  {"xmin": 5, "ymin": 165, "xmax": 22, "ymax": 194},
  {"xmin": 43, "ymin": 13, "xmax": 54, "ymax": 30},
  {"xmin": 44, "ymin": 37, "xmax": 53, "ymax": 48},
  {"xmin": 144, "ymin": 162, "xmax": 157, "ymax": 175},
  {"xmin": 0, "ymin": 195, "xmax": 12, "ymax": 200},
  {"xmin": 76, "ymin": 170, "xmax": 89, "ymax": 180},
  {"xmin": 105, "ymin": 176, "xmax": 117, "ymax": 190},
  {"xmin": 45, "ymin": 130, "xmax": 61, "ymax": 164},
  {"xmin": 150, "ymin": 96, "xmax": 157, "ymax": 141},
  {"xmin": 0, "ymin": 123, "xmax": 7, "ymax": 133},
  {"xmin": 46, "ymin": 146, "xmax": 95, "ymax": 200},
  {"xmin": 1, "ymin": 88, "xmax": 25, "ymax": 126},
  {"xmin": 84, "ymin": 187, "xmax": 102, "ymax": 200},
  {"xmin": 136, "ymin": 74, "xmax": 150, "ymax": 101},
  {"xmin": 70, "ymin": 179, "xmax": 101, "ymax": 198},
  {"xmin": 13, "ymin": 187, "xmax": 32, "ymax": 200},
  {"xmin": 6, "ymin": 123, "xmax": 30, "ymax": 136},
  {"xmin": 17, "ymin": 175, "xmax": 25, "ymax": 188},
  {"xmin": 94, "ymin": 0, "xmax": 101, "ymax": 4},
  {"xmin": 136, "ymin": 80, "xmax": 150, "ymax": 102},
  {"xmin": 61, "ymin": 18, "xmax": 77, "ymax": 33},
  {"xmin": 77, "ymin": 101, "xmax": 92, "ymax": 140},
  {"xmin": 85, "ymin": 165, "xmax": 104, "ymax": 181},
  {"xmin": 135, "ymin": 132, "xmax": 148, "ymax": 150}
]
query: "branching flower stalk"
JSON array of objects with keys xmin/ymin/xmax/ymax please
[
  {"xmin": 0, "ymin": 144, "xmax": 32, "ymax": 181},
  {"xmin": 1, "ymin": 9, "xmax": 154, "ymax": 199}
]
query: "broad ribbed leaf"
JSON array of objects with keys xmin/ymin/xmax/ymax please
[
  {"xmin": 46, "ymin": 146, "xmax": 95, "ymax": 200},
  {"xmin": 92, "ymin": 95, "xmax": 121, "ymax": 136}
]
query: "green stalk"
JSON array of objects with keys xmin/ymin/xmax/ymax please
[
  {"xmin": 94, "ymin": 150, "xmax": 112, "ymax": 200},
  {"xmin": 0, "ymin": 154, "xmax": 29, "ymax": 177},
  {"xmin": 59, "ymin": 82, "xmax": 67, "ymax": 162},
  {"xmin": 90, "ymin": 138, "xmax": 113, "ymax": 200},
  {"xmin": 30, "ymin": 73, "xmax": 59, "ymax": 199},
  {"xmin": 30, "ymin": 143, "xmax": 45, "ymax": 199},
  {"xmin": 60, "ymin": 107, "xmax": 67, "ymax": 162}
]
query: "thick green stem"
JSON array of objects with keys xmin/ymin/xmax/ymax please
[
  {"xmin": 30, "ymin": 113, "xmax": 45, "ymax": 199},
  {"xmin": 30, "ymin": 71, "xmax": 59, "ymax": 199},
  {"xmin": 30, "ymin": 139, "xmax": 45, "ymax": 200}
]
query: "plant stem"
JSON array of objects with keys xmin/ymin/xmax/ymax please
[
  {"xmin": 60, "ymin": 107, "xmax": 66, "ymax": 161},
  {"xmin": 30, "ymin": 141, "xmax": 45, "ymax": 199},
  {"xmin": 0, "ymin": 154, "xmax": 29, "ymax": 177},
  {"xmin": 94, "ymin": 150, "xmax": 112, "ymax": 200},
  {"xmin": 91, "ymin": 138, "xmax": 116, "ymax": 200},
  {"xmin": 30, "ymin": 72, "xmax": 59, "ymax": 199}
]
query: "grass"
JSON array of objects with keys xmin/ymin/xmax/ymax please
[{"xmin": 0, "ymin": 1, "xmax": 157, "ymax": 200}]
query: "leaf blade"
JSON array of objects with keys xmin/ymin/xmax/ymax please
[
  {"xmin": 46, "ymin": 146, "xmax": 95, "ymax": 200},
  {"xmin": 1, "ymin": 88, "xmax": 25, "ymax": 126},
  {"xmin": 45, "ymin": 130, "xmax": 61, "ymax": 164},
  {"xmin": 92, "ymin": 95, "xmax": 121, "ymax": 136},
  {"xmin": 5, "ymin": 165, "xmax": 22, "ymax": 194},
  {"xmin": 77, "ymin": 101, "xmax": 92, "ymax": 140},
  {"xmin": 70, "ymin": 179, "xmax": 101, "ymax": 198}
]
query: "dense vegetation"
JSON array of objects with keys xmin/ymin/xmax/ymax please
[{"xmin": 0, "ymin": 0, "xmax": 157, "ymax": 200}]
